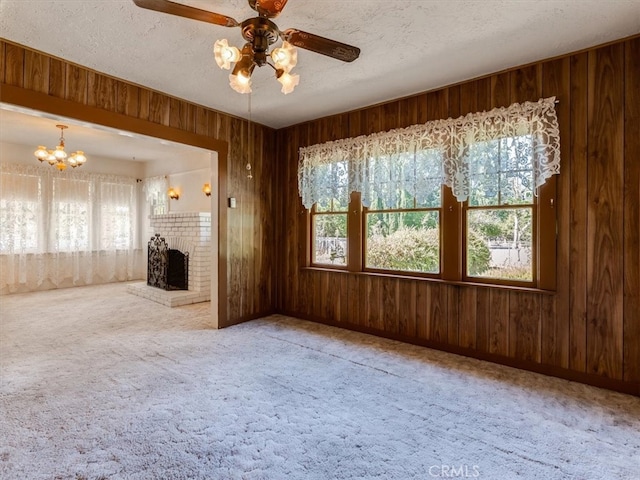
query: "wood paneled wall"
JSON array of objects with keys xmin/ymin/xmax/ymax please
[
  {"xmin": 275, "ymin": 36, "xmax": 640, "ymax": 395},
  {"xmin": 2, "ymin": 36, "xmax": 638, "ymax": 394},
  {"xmin": 0, "ymin": 40, "xmax": 276, "ymax": 327}
]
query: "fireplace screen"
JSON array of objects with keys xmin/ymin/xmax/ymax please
[{"xmin": 147, "ymin": 234, "xmax": 189, "ymax": 291}]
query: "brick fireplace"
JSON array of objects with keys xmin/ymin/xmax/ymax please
[{"xmin": 128, "ymin": 212, "xmax": 211, "ymax": 307}]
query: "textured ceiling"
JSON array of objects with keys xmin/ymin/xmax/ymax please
[{"xmin": 2, "ymin": 0, "xmax": 639, "ymax": 130}]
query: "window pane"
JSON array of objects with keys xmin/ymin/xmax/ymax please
[
  {"xmin": 101, "ymin": 183, "xmax": 134, "ymax": 250},
  {"xmin": 467, "ymin": 136, "xmax": 534, "ymax": 206},
  {"xmin": 0, "ymin": 173, "xmax": 40, "ymax": 253},
  {"xmin": 500, "ymin": 169, "xmax": 533, "ymax": 205},
  {"xmin": 313, "ymin": 160, "xmax": 349, "ymax": 211},
  {"xmin": 52, "ymin": 178, "xmax": 91, "ymax": 251},
  {"xmin": 366, "ymin": 211, "xmax": 440, "ymax": 273},
  {"xmin": 312, "ymin": 213, "xmax": 347, "ymax": 266},
  {"xmin": 467, "ymin": 208, "xmax": 533, "ymax": 281},
  {"xmin": 367, "ymin": 149, "xmax": 443, "ymax": 209},
  {"xmin": 315, "ymin": 195, "xmax": 348, "ymax": 213}
]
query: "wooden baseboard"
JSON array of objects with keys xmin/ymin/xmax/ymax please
[
  {"xmin": 278, "ymin": 310, "xmax": 640, "ymax": 397},
  {"xmin": 219, "ymin": 309, "xmax": 277, "ymax": 329}
]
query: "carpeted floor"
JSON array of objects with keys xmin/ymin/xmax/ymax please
[{"xmin": 1, "ymin": 283, "xmax": 639, "ymax": 479}]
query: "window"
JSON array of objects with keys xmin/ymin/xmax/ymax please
[
  {"xmin": 0, "ymin": 172, "xmax": 41, "ymax": 253},
  {"xmin": 364, "ymin": 150, "xmax": 443, "ymax": 274},
  {"xmin": 100, "ymin": 182, "xmax": 135, "ymax": 250},
  {"xmin": 52, "ymin": 177, "xmax": 91, "ymax": 252},
  {"xmin": 299, "ymin": 97, "xmax": 560, "ymax": 290},
  {"xmin": 142, "ymin": 175, "xmax": 168, "ymax": 216},
  {"xmin": 0, "ymin": 163, "xmax": 138, "ymax": 254},
  {"xmin": 307, "ymin": 159, "xmax": 349, "ymax": 267},
  {"xmin": 311, "ymin": 198, "xmax": 347, "ymax": 266},
  {"xmin": 464, "ymin": 135, "xmax": 536, "ymax": 283}
]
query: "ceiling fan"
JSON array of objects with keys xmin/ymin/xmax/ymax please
[{"xmin": 132, "ymin": 0, "xmax": 361, "ymax": 94}]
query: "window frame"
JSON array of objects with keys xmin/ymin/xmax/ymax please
[
  {"xmin": 299, "ymin": 97, "xmax": 560, "ymax": 292},
  {"xmin": 309, "ymin": 199, "xmax": 349, "ymax": 269},
  {"xmin": 363, "ymin": 199, "xmax": 443, "ymax": 278},
  {"xmin": 304, "ymin": 172, "xmax": 557, "ymax": 292}
]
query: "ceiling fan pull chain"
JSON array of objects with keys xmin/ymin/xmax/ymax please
[{"xmin": 246, "ymin": 92, "xmax": 253, "ymax": 179}]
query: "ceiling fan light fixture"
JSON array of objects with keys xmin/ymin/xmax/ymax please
[
  {"xmin": 214, "ymin": 39, "xmax": 240, "ymax": 70},
  {"xmin": 132, "ymin": 0, "xmax": 360, "ymax": 95},
  {"xmin": 276, "ymin": 70, "xmax": 299, "ymax": 94},
  {"xmin": 271, "ymin": 41, "xmax": 297, "ymax": 72}
]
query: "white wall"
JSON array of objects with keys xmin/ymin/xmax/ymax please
[
  {"xmin": 143, "ymin": 153, "xmax": 214, "ymax": 214},
  {"xmin": 166, "ymin": 168, "xmax": 212, "ymax": 213}
]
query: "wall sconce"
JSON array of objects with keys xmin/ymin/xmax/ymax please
[
  {"xmin": 168, "ymin": 187, "xmax": 180, "ymax": 200},
  {"xmin": 202, "ymin": 183, "xmax": 212, "ymax": 197}
]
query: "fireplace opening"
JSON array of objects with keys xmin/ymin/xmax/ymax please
[{"xmin": 148, "ymin": 234, "xmax": 189, "ymax": 291}]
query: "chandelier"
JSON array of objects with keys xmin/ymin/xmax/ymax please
[
  {"xmin": 213, "ymin": 17, "xmax": 299, "ymax": 94},
  {"xmin": 34, "ymin": 124, "xmax": 87, "ymax": 171}
]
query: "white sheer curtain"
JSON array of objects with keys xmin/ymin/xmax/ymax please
[
  {"xmin": 0, "ymin": 163, "xmax": 142, "ymax": 294},
  {"xmin": 142, "ymin": 175, "xmax": 168, "ymax": 215},
  {"xmin": 298, "ymin": 97, "xmax": 560, "ymax": 208}
]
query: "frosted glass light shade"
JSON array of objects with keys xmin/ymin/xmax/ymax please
[
  {"xmin": 34, "ymin": 146, "xmax": 48, "ymax": 160},
  {"xmin": 277, "ymin": 71, "xmax": 300, "ymax": 94},
  {"xmin": 214, "ymin": 39, "xmax": 240, "ymax": 70},
  {"xmin": 271, "ymin": 41, "xmax": 297, "ymax": 72},
  {"xmin": 229, "ymin": 72, "xmax": 252, "ymax": 94},
  {"xmin": 72, "ymin": 151, "xmax": 87, "ymax": 165},
  {"xmin": 54, "ymin": 145, "xmax": 67, "ymax": 160}
]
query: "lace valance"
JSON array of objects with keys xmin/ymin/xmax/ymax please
[{"xmin": 298, "ymin": 97, "xmax": 560, "ymax": 208}]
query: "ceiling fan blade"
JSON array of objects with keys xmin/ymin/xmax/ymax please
[
  {"xmin": 249, "ymin": 0, "xmax": 289, "ymax": 18},
  {"xmin": 281, "ymin": 29, "xmax": 360, "ymax": 62},
  {"xmin": 132, "ymin": 0, "xmax": 239, "ymax": 27}
]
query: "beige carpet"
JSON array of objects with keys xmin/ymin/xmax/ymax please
[{"xmin": 1, "ymin": 283, "xmax": 639, "ymax": 479}]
